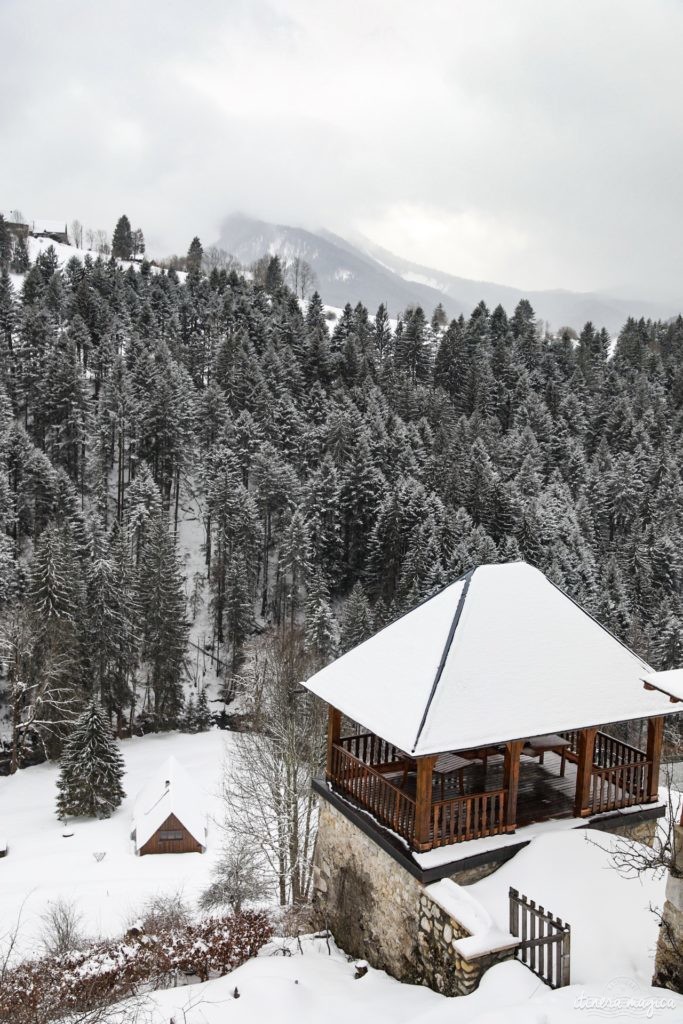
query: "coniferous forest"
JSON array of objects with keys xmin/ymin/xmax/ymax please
[{"xmin": 2, "ymin": 217, "xmax": 683, "ymax": 770}]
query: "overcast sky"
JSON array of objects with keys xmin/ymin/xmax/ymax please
[{"xmin": 2, "ymin": 0, "xmax": 682, "ymax": 299}]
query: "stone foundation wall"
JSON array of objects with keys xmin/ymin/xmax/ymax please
[
  {"xmin": 416, "ymin": 891, "xmax": 513, "ymax": 996},
  {"xmin": 598, "ymin": 816, "xmax": 658, "ymax": 847},
  {"xmin": 653, "ymin": 824, "xmax": 683, "ymax": 993},
  {"xmin": 312, "ymin": 799, "xmax": 514, "ymax": 994},
  {"xmin": 312, "ymin": 799, "xmax": 425, "ymax": 982}
]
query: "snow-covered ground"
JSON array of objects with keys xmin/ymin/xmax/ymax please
[
  {"xmin": 471, "ymin": 829, "xmax": 664, "ymax": 986},
  {"xmin": 0, "ymin": 729, "xmax": 229, "ymax": 957},
  {"xmin": 105, "ymin": 934, "xmax": 683, "ymax": 1024},
  {"xmin": 2, "ymin": 729, "xmax": 681, "ymax": 1022}
]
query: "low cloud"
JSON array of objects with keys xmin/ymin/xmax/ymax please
[{"xmin": 2, "ymin": 0, "xmax": 681, "ymax": 299}]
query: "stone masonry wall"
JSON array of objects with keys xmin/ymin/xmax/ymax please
[
  {"xmin": 312, "ymin": 798, "xmax": 515, "ymax": 995},
  {"xmin": 653, "ymin": 823, "xmax": 683, "ymax": 993},
  {"xmin": 416, "ymin": 891, "xmax": 513, "ymax": 996},
  {"xmin": 600, "ymin": 816, "xmax": 658, "ymax": 847}
]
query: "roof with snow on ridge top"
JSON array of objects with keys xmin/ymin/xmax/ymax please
[{"xmin": 302, "ymin": 562, "xmax": 681, "ymax": 756}]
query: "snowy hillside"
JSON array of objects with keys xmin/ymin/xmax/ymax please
[
  {"xmin": 9, "ymin": 235, "xmax": 184, "ymax": 292},
  {"xmin": 103, "ymin": 947, "xmax": 683, "ymax": 1024},
  {"xmin": 2, "ymin": 722, "xmax": 679, "ymax": 1021}
]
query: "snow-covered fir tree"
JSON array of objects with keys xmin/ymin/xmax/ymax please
[{"xmin": 56, "ymin": 698, "xmax": 126, "ymax": 819}]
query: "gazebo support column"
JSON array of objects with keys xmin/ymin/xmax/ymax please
[
  {"xmin": 503, "ymin": 740, "xmax": 524, "ymax": 832},
  {"xmin": 414, "ymin": 755, "xmax": 437, "ymax": 851},
  {"xmin": 326, "ymin": 706, "xmax": 341, "ymax": 779},
  {"xmin": 646, "ymin": 716, "xmax": 664, "ymax": 802},
  {"xmin": 574, "ymin": 726, "xmax": 598, "ymax": 817}
]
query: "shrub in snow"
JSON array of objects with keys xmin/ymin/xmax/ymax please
[
  {"xmin": 200, "ymin": 835, "xmax": 269, "ymax": 913},
  {"xmin": 56, "ymin": 698, "xmax": 125, "ymax": 819},
  {"xmin": 39, "ymin": 897, "xmax": 87, "ymax": 957},
  {"xmin": 137, "ymin": 890, "xmax": 192, "ymax": 933},
  {"xmin": 0, "ymin": 910, "xmax": 273, "ymax": 1022}
]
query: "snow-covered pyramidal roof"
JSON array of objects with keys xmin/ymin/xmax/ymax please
[{"xmin": 304, "ymin": 562, "xmax": 680, "ymax": 756}]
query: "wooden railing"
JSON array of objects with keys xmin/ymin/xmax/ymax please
[
  {"xmin": 591, "ymin": 732, "xmax": 649, "ymax": 813},
  {"xmin": 509, "ymin": 887, "xmax": 571, "ymax": 989},
  {"xmin": 558, "ymin": 729, "xmax": 650, "ymax": 813},
  {"xmin": 560, "ymin": 730, "xmax": 581, "ymax": 759},
  {"xmin": 590, "ymin": 760, "xmax": 651, "ymax": 814},
  {"xmin": 338, "ymin": 733, "xmax": 403, "ymax": 767},
  {"xmin": 329, "ymin": 744, "xmax": 416, "ymax": 844},
  {"xmin": 593, "ymin": 732, "xmax": 647, "ymax": 768},
  {"xmin": 431, "ymin": 789, "xmax": 507, "ymax": 847}
]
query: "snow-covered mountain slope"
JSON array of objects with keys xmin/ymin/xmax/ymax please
[
  {"xmin": 0, "ymin": 729, "xmax": 227, "ymax": 959},
  {"xmin": 216, "ymin": 213, "xmax": 458, "ymax": 318},
  {"xmin": 349, "ymin": 232, "xmax": 677, "ymax": 336},
  {"xmin": 217, "ymin": 214, "xmax": 679, "ymax": 332}
]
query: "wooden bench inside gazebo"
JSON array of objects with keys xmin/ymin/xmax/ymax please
[{"xmin": 305, "ymin": 563, "xmax": 679, "ymax": 854}]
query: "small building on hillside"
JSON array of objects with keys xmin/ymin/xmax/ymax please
[
  {"xmin": 1, "ymin": 212, "xmax": 29, "ymax": 240},
  {"xmin": 302, "ymin": 561, "xmax": 682, "ymax": 995},
  {"xmin": 132, "ymin": 756, "xmax": 206, "ymax": 856},
  {"xmin": 31, "ymin": 220, "xmax": 69, "ymax": 245}
]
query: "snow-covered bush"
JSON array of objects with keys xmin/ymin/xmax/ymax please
[{"xmin": 0, "ymin": 910, "xmax": 273, "ymax": 1023}]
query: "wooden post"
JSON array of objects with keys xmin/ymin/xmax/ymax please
[
  {"xmin": 646, "ymin": 716, "xmax": 664, "ymax": 802},
  {"xmin": 414, "ymin": 755, "xmax": 436, "ymax": 851},
  {"xmin": 573, "ymin": 727, "xmax": 597, "ymax": 817},
  {"xmin": 326, "ymin": 706, "xmax": 341, "ymax": 779},
  {"xmin": 503, "ymin": 740, "xmax": 524, "ymax": 831}
]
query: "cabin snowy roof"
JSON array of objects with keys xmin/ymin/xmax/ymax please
[
  {"xmin": 303, "ymin": 562, "xmax": 681, "ymax": 756},
  {"xmin": 133, "ymin": 756, "xmax": 206, "ymax": 849}
]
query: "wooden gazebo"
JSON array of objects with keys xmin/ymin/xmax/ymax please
[{"xmin": 304, "ymin": 563, "xmax": 680, "ymax": 853}]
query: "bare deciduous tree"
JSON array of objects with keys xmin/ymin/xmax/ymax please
[
  {"xmin": 95, "ymin": 229, "xmax": 110, "ymax": 255},
  {"xmin": 298, "ymin": 259, "xmax": 316, "ymax": 299},
  {"xmin": 287, "ymin": 256, "xmax": 317, "ymax": 299},
  {"xmin": 220, "ymin": 630, "xmax": 325, "ymax": 906},
  {"xmin": 589, "ymin": 762, "xmax": 683, "ymax": 972},
  {"xmin": 71, "ymin": 220, "xmax": 84, "ymax": 248},
  {"xmin": 203, "ymin": 246, "xmax": 240, "ymax": 273},
  {"xmin": 200, "ymin": 835, "xmax": 268, "ymax": 913},
  {"xmin": 40, "ymin": 898, "xmax": 87, "ymax": 957}
]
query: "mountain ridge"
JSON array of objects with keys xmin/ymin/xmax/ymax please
[{"xmin": 215, "ymin": 213, "xmax": 679, "ymax": 332}]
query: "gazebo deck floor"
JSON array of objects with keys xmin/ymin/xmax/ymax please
[{"xmin": 393, "ymin": 751, "xmax": 577, "ymax": 828}]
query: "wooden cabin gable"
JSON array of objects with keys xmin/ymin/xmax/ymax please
[{"xmin": 138, "ymin": 812, "xmax": 204, "ymax": 856}]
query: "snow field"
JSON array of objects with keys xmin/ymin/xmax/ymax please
[{"xmin": 0, "ymin": 729, "xmax": 230, "ymax": 958}]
